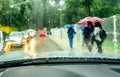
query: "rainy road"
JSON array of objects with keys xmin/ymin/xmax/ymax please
[
  {"xmin": 1, "ymin": 36, "xmax": 63, "ymax": 56},
  {"xmin": 0, "ymin": 36, "xmax": 64, "ymax": 60},
  {"xmin": 36, "ymin": 37, "xmax": 63, "ymax": 53}
]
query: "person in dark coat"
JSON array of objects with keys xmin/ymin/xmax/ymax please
[{"xmin": 83, "ymin": 21, "xmax": 94, "ymax": 52}]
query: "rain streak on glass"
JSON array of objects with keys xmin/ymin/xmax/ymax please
[{"xmin": 0, "ymin": 0, "xmax": 120, "ymax": 60}]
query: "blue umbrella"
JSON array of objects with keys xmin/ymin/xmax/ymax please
[
  {"xmin": 64, "ymin": 24, "xmax": 74, "ymax": 28},
  {"xmin": 78, "ymin": 26, "xmax": 86, "ymax": 32}
]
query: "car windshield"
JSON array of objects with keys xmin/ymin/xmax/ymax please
[
  {"xmin": 9, "ymin": 32, "xmax": 22, "ymax": 38},
  {"xmin": 0, "ymin": 0, "xmax": 120, "ymax": 62}
]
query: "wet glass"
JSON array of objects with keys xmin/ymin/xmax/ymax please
[{"xmin": 0, "ymin": 0, "xmax": 120, "ymax": 61}]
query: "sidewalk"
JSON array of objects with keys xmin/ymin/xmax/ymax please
[
  {"xmin": 48, "ymin": 35, "xmax": 97, "ymax": 52},
  {"xmin": 48, "ymin": 34, "xmax": 120, "ymax": 57},
  {"xmin": 49, "ymin": 28, "xmax": 96, "ymax": 52}
]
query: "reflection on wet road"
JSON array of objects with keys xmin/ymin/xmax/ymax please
[
  {"xmin": 37, "ymin": 37, "xmax": 63, "ymax": 52},
  {"xmin": 3, "ymin": 36, "xmax": 63, "ymax": 58},
  {"xmin": 2, "ymin": 35, "xmax": 120, "ymax": 59}
]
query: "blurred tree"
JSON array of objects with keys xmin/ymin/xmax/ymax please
[
  {"xmin": 12, "ymin": 0, "xmax": 32, "ymax": 30},
  {"xmin": 1, "ymin": 0, "xmax": 120, "ymax": 30},
  {"xmin": 82, "ymin": 0, "xmax": 93, "ymax": 16},
  {"xmin": 63, "ymin": 0, "xmax": 82, "ymax": 24},
  {"xmin": 31, "ymin": 0, "xmax": 61, "ymax": 30},
  {"xmin": 0, "ymin": 0, "xmax": 11, "ymax": 25},
  {"xmin": 63, "ymin": 0, "xmax": 120, "ymax": 25},
  {"xmin": 92, "ymin": 0, "xmax": 120, "ymax": 18},
  {"xmin": 0, "ymin": 0, "xmax": 32, "ymax": 30}
]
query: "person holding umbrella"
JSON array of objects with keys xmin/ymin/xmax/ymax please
[
  {"xmin": 92, "ymin": 21, "xmax": 107, "ymax": 53},
  {"xmin": 67, "ymin": 26, "xmax": 76, "ymax": 50},
  {"xmin": 78, "ymin": 26, "xmax": 86, "ymax": 46},
  {"xmin": 83, "ymin": 21, "xmax": 94, "ymax": 52}
]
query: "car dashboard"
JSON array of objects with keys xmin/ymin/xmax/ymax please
[{"xmin": 0, "ymin": 63, "xmax": 120, "ymax": 77}]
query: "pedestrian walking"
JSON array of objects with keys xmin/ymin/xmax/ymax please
[
  {"xmin": 79, "ymin": 26, "xmax": 86, "ymax": 46},
  {"xmin": 83, "ymin": 21, "xmax": 94, "ymax": 52},
  {"xmin": 67, "ymin": 27, "xmax": 76, "ymax": 49},
  {"xmin": 38, "ymin": 30, "xmax": 47, "ymax": 51},
  {"xmin": 39, "ymin": 30, "xmax": 47, "ymax": 45},
  {"xmin": 92, "ymin": 21, "xmax": 107, "ymax": 53}
]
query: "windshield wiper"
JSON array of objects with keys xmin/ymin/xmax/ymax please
[{"xmin": 0, "ymin": 57, "xmax": 120, "ymax": 68}]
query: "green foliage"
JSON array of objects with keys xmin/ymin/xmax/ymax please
[
  {"xmin": 1, "ymin": 0, "xmax": 120, "ymax": 30},
  {"xmin": 0, "ymin": 0, "xmax": 32, "ymax": 30},
  {"xmin": 63, "ymin": 0, "xmax": 81, "ymax": 24},
  {"xmin": 63, "ymin": 0, "xmax": 120, "ymax": 24}
]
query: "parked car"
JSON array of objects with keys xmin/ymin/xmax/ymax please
[
  {"xmin": 21, "ymin": 31, "xmax": 29, "ymax": 39},
  {"xmin": 0, "ymin": 30, "xmax": 6, "ymax": 51},
  {"xmin": 6, "ymin": 32, "xmax": 23, "ymax": 47},
  {"xmin": 27, "ymin": 29, "xmax": 36, "ymax": 36}
]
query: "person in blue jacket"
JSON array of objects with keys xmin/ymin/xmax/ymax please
[{"xmin": 67, "ymin": 27, "xmax": 76, "ymax": 48}]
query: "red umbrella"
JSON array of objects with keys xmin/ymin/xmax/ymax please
[{"xmin": 78, "ymin": 17, "xmax": 104, "ymax": 26}]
